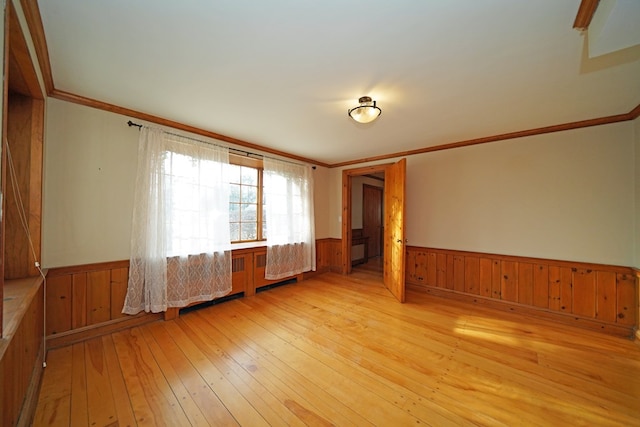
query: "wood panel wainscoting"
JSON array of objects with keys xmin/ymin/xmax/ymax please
[
  {"xmin": 315, "ymin": 238, "xmax": 342, "ymax": 273},
  {"xmin": 45, "ymin": 246, "xmax": 318, "ymax": 349},
  {"xmin": 406, "ymin": 246, "xmax": 639, "ymax": 338}
]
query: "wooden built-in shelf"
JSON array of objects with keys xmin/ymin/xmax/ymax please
[{"xmin": 2, "ymin": 274, "xmax": 46, "ymax": 341}]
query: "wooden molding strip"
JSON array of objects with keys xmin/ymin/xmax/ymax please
[
  {"xmin": 45, "ymin": 312, "xmax": 163, "ymax": 350},
  {"xmin": 47, "ymin": 259, "xmax": 130, "ymax": 277},
  {"xmin": 573, "ymin": 0, "xmax": 600, "ymax": 30},
  {"xmin": 9, "ymin": 2, "xmax": 43, "ymax": 99},
  {"xmin": 330, "ymin": 107, "xmax": 640, "ymax": 168},
  {"xmin": 15, "ymin": 339, "xmax": 45, "ymax": 427},
  {"xmin": 50, "ymin": 89, "xmax": 330, "ymax": 168},
  {"xmin": 19, "ymin": 0, "xmax": 54, "ymax": 95}
]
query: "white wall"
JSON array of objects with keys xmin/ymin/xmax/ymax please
[
  {"xmin": 329, "ymin": 122, "xmax": 636, "ymax": 267},
  {"xmin": 43, "ymin": 98, "xmax": 139, "ymax": 267}
]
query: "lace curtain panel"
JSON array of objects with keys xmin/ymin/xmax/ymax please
[
  {"xmin": 263, "ymin": 158, "xmax": 316, "ymax": 280},
  {"xmin": 123, "ymin": 127, "xmax": 232, "ymax": 314}
]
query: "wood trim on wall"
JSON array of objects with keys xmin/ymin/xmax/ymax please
[
  {"xmin": 8, "ymin": 2, "xmax": 43, "ymax": 99},
  {"xmin": 573, "ymin": 0, "xmax": 600, "ymax": 30},
  {"xmin": 19, "ymin": 0, "xmax": 54, "ymax": 94},
  {"xmin": 406, "ymin": 246, "xmax": 638, "ymax": 338},
  {"xmin": 329, "ymin": 107, "xmax": 640, "ymax": 168}
]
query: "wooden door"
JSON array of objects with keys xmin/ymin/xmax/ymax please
[
  {"xmin": 383, "ymin": 159, "xmax": 406, "ymax": 303},
  {"xmin": 363, "ymin": 184, "xmax": 383, "ymax": 258}
]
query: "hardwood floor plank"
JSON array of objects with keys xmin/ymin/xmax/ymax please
[
  {"xmin": 111, "ymin": 328, "xmax": 191, "ymax": 426},
  {"xmin": 191, "ymin": 309, "xmax": 363, "ymax": 426},
  {"xmin": 170, "ymin": 316, "xmax": 308, "ymax": 427},
  {"xmin": 138, "ymin": 325, "xmax": 212, "ymax": 427},
  {"xmin": 144, "ymin": 321, "xmax": 241, "ymax": 426},
  {"xmin": 34, "ymin": 271, "xmax": 640, "ymax": 427},
  {"xmin": 33, "ymin": 346, "xmax": 73, "ymax": 426},
  {"xmin": 101, "ymin": 334, "xmax": 137, "ymax": 427},
  {"xmin": 209, "ymin": 299, "xmax": 426, "ymax": 426},
  {"xmin": 203, "ymin": 303, "xmax": 373, "ymax": 426},
  {"xmin": 156, "ymin": 319, "xmax": 271, "ymax": 427},
  {"xmin": 238, "ymin": 293, "xmax": 474, "ymax": 426},
  {"xmin": 254, "ymin": 285, "xmax": 516, "ymax": 425},
  {"xmin": 84, "ymin": 337, "xmax": 119, "ymax": 426},
  {"xmin": 70, "ymin": 343, "xmax": 89, "ymax": 427}
]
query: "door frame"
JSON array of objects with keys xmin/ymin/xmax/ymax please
[{"xmin": 341, "ymin": 163, "xmax": 392, "ymax": 274}]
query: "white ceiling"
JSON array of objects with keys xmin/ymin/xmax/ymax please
[{"xmin": 37, "ymin": 0, "xmax": 640, "ymax": 165}]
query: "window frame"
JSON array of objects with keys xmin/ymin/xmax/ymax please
[{"xmin": 229, "ymin": 154, "xmax": 266, "ymax": 244}]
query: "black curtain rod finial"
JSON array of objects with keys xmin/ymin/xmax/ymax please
[{"xmin": 127, "ymin": 120, "xmax": 142, "ymax": 129}]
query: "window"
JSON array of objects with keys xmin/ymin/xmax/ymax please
[{"xmin": 228, "ymin": 159, "xmax": 266, "ymax": 243}]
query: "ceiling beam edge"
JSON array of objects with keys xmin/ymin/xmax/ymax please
[
  {"xmin": 18, "ymin": 0, "xmax": 53, "ymax": 95},
  {"xmin": 573, "ymin": 0, "xmax": 600, "ymax": 30}
]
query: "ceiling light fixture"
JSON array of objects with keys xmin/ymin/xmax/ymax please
[{"xmin": 348, "ymin": 96, "xmax": 381, "ymax": 124}]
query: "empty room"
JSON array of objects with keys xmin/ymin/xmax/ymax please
[{"xmin": 1, "ymin": 1, "xmax": 639, "ymax": 426}]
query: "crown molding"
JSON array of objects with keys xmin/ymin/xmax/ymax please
[{"xmin": 573, "ymin": 0, "xmax": 600, "ymax": 30}]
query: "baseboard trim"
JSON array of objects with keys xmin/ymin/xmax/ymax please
[
  {"xmin": 46, "ymin": 312, "xmax": 163, "ymax": 350},
  {"xmin": 16, "ymin": 339, "xmax": 45, "ymax": 427}
]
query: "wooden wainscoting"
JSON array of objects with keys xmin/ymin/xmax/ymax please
[
  {"xmin": 315, "ymin": 238, "xmax": 342, "ymax": 274},
  {"xmin": 406, "ymin": 246, "xmax": 638, "ymax": 338},
  {"xmin": 45, "ymin": 261, "xmax": 162, "ymax": 349},
  {"xmin": 46, "ymin": 245, "xmax": 317, "ymax": 348}
]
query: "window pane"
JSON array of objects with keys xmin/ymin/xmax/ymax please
[
  {"xmin": 242, "ymin": 185, "xmax": 258, "ymax": 203},
  {"xmin": 241, "ymin": 166, "xmax": 257, "ymax": 185},
  {"xmin": 230, "ymin": 222, "xmax": 240, "ymax": 242},
  {"xmin": 229, "ymin": 184, "xmax": 241, "ymax": 203},
  {"xmin": 241, "ymin": 222, "xmax": 257, "ymax": 240},
  {"xmin": 241, "ymin": 203, "xmax": 257, "ymax": 221},
  {"xmin": 229, "ymin": 203, "xmax": 240, "ymax": 222},
  {"xmin": 228, "ymin": 164, "xmax": 263, "ymax": 243}
]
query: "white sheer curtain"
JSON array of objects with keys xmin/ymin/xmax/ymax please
[
  {"xmin": 263, "ymin": 158, "xmax": 315, "ymax": 280},
  {"xmin": 123, "ymin": 127, "xmax": 232, "ymax": 315}
]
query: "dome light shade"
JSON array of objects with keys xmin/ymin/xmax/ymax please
[{"xmin": 348, "ymin": 96, "xmax": 381, "ymax": 123}]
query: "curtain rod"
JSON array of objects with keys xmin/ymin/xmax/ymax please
[{"xmin": 126, "ymin": 120, "xmax": 315, "ymax": 169}]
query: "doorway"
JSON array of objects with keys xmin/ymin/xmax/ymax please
[{"xmin": 341, "ymin": 159, "xmax": 406, "ymax": 303}]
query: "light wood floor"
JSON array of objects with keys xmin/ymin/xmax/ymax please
[{"xmin": 34, "ymin": 268, "xmax": 640, "ymax": 426}]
